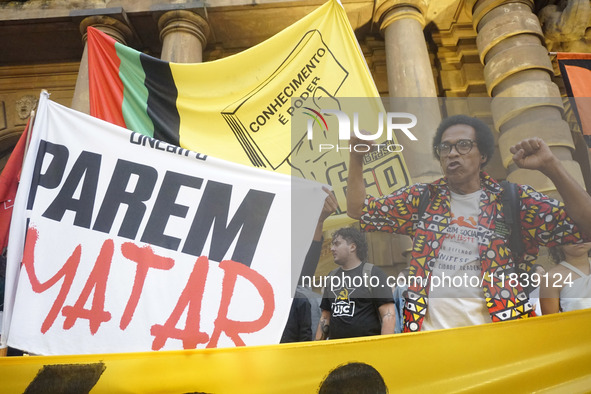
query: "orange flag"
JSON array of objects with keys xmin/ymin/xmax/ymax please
[{"xmin": 557, "ymin": 52, "xmax": 591, "ymax": 151}]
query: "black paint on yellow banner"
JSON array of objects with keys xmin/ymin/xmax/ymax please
[{"xmin": 24, "ymin": 362, "xmax": 106, "ymax": 394}]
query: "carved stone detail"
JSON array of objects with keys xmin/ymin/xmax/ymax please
[
  {"xmin": 539, "ymin": 0, "xmax": 591, "ymax": 52},
  {"xmin": 15, "ymin": 94, "xmax": 38, "ymax": 121}
]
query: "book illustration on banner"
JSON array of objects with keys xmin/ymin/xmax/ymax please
[{"xmin": 221, "ymin": 29, "xmax": 348, "ymax": 170}]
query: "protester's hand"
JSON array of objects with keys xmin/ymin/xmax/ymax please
[
  {"xmin": 509, "ymin": 137, "xmax": 557, "ymax": 173},
  {"xmin": 319, "ymin": 186, "xmax": 339, "ymax": 222},
  {"xmin": 311, "ymin": 187, "xmax": 339, "ymax": 242}
]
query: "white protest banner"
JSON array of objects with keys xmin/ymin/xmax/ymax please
[{"xmin": 2, "ymin": 92, "xmax": 326, "ymax": 355}]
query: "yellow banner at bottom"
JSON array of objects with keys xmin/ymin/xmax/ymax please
[{"xmin": 1, "ymin": 309, "xmax": 590, "ymax": 393}]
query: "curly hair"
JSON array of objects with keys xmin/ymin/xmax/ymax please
[
  {"xmin": 432, "ymin": 114, "xmax": 495, "ymax": 167},
  {"xmin": 332, "ymin": 227, "xmax": 368, "ymax": 261},
  {"xmin": 318, "ymin": 362, "xmax": 388, "ymax": 394},
  {"xmin": 549, "ymin": 246, "xmax": 566, "ymax": 264},
  {"xmin": 549, "ymin": 243, "xmax": 591, "ymax": 264}
]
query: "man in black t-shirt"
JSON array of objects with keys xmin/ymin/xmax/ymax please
[{"xmin": 316, "ymin": 227, "xmax": 395, "ymax": 340}]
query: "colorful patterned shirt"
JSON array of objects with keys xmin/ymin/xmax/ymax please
[{"xmin": 361, "ymin": 172, "xmax": 589, "ymax": 332}]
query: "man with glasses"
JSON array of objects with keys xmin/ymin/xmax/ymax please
[{"xmin": 346, "ymin": 114, "xmax": 590, "ymax": 332}]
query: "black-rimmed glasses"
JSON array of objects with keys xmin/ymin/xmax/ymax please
[{"xmin": 435, "ymin": 139, "xmax": 477, "ymax": 156}]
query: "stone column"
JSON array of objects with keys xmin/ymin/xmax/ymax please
[
  {"xmin": 71, "ymin": 16, "xmax": 132, "ymax": 114},
  {"xmin": 158, "ymin": 10, "xmax": 209, "ymax": 63},
  {"xmin": 371, "ymin": 1, "xmax": 442, "ymax": 267},
  {"xmin": 469, "ymin": 0, "xmax": 585, "ymax": 198},
  {"xmin": 375, "ymin": 0, "xmax": 442, "ymax": 184}
]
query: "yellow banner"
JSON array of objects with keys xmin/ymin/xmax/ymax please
[
  {"xmin": 171, "ymin": 0, "xmax": 388, "ymax": 171},
  {"xmin": 2, "ymin": 310, "xmax": 590, "ymax": 393},
  {"xmin": 89, "ymin": 0, "xmax": 411, "ymax": 216}
]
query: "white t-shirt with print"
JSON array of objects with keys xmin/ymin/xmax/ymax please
[{"xmin": 422, "ymin": 190, "xmax": 492, "ymax": 331}]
